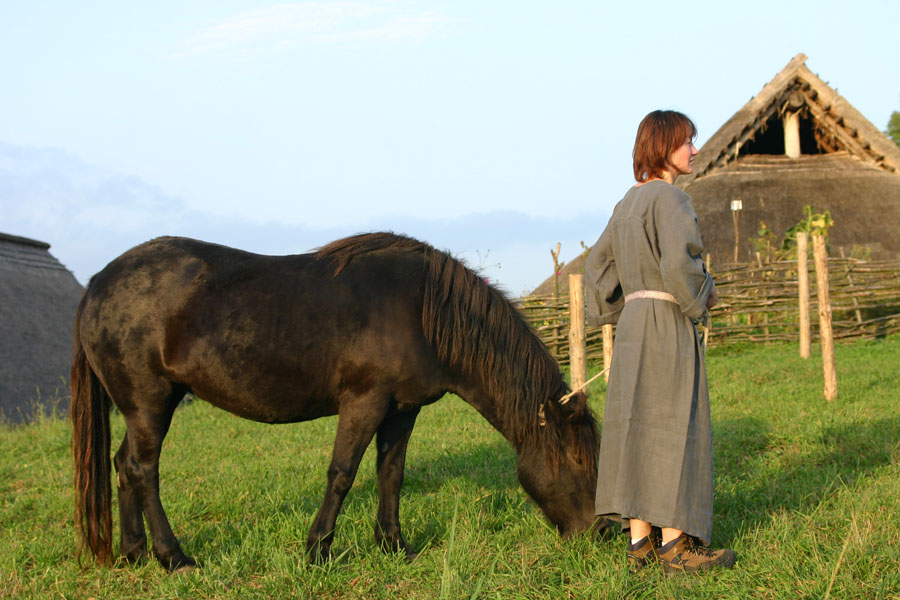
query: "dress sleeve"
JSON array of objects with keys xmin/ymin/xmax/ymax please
[
  {"xmin": 585, "ymin": 223, "xmax": 624, "ymax": 326},
  {"xmin": 657, "ymin": 191, "xmax": 714, "ymax": 321}
]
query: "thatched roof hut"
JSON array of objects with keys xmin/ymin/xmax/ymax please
[
  {"xmin": 0, "ymin": 233, "xmax": 83, "ymax": 423},
  {"xmin": 678, "ymin": 53, "xmax": 900, "ymax": 264},
  {"xmin": 532, "ymin": 53, "xmax": 900, "ymax": 296}
]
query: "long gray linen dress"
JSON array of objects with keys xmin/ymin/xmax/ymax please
[{"xmin": 585, "ymin": 179, "xmax": 716, "ymax": 544}]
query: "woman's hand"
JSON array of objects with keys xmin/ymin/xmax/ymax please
[{"xmin": 706, "ymin": 283, "xmax": 718, "ymax": 309}]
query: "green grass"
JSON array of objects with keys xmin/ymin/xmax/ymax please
[{"xmin": 2, "ymin": 336, "xmax": 900, "ymax": 598}]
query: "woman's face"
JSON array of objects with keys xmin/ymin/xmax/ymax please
[{"xmin": 667, "ymin": 137, "xmax": 699, "ymax": 176}]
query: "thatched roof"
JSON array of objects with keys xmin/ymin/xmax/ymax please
[
  {"xmin": 681, "ymin": 53, "xmax": 900, "ymax": 183},
  {"xmin": 532, "ymin": 54, "xmax": 900, "ymax": 295},
  {"xmin": 684, "ymin": 153, "xmax": 900, "ymax": 263},
  {"xmin": 0, "ymin": 233, "xmax": 83, "ymax": 423},
  {"xmin": 678, "ymin": 53, "xmax": 900, "ymax": 264}
]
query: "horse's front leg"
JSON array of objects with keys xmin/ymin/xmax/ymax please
[
  {"xmin": 374, "ymin": 406, "xmax": 420, "ymax": 559},
  {"xmin": 306, "ymin": 393, "xmax": 389, "ymax": 562}
]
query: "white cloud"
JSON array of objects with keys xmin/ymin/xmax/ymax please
[
  {"xmin": 1, "ymin": 142, "xmax": 604, "ymax": 294},
  {"xmin": 169, "ymin": 1, "xmax": 453, "ymax": 58}
]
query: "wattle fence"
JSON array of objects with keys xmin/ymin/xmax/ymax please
[{"xmin": 517, "ymin": 257, "xmax": 900, "ymax": 365}]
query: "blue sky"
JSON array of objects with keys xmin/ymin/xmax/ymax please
[{"xmin": 2, "ymin": 0, "xmax": 899, "ymax": 295}]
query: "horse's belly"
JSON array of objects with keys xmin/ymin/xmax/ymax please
[{"xmin": 193, "ymin": 387, "xmax": 338, "ymax": 424}]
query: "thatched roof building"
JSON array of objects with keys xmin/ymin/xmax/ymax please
[
  {"xmin": 678, "ymin": 53, "xmax": 900, "ymax": 264},
  {"xmin": 0, "ymin": 233, "xmax": 83, "ymax": 423},
  {"xmin": 532, "ymin": 53, "xmax": 900, "ymax": 296}
]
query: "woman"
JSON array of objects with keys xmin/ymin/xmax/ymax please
[{"xmin": 585, "ymin": 110, "xmax": 735, "ymax": 573}]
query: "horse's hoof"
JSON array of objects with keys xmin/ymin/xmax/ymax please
[
  {"xmin": 306, "ymin": 546, "xmax": 331, "ymax": 564},
  {"xmin": 121, "ymin": 549, "xmax": 150, "ymax": 564},
  {"xmin": 396, "ymin": 542, "xmax": 418, "ymax": 561},
  {"xmin": 591, "ymin": 517, "xmax": 614, "ymax": 542},
  {"xmin": 172, "ymin": 563, "xmax": 196, "ymax": 575},
  {"xmin": 164, "ymin": 554, "xmax": 197, "ymax": 574},
  {"xmin": 378, "ymin": 535, "xmax": 417, "ymax": 560},
  {"xmin": 388, "ymin": 544, "xmax": 417, "ymax": 561}
]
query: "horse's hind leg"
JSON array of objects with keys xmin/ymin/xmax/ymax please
[
  {"xmin": 306, "ymin": 393, "xmax": 390, "ymax": 562},
  {"xmin": 119, "ymin": 397, "xmax": 195, "ymax": 572},
  {"xmin": 374, "ymin": 407, "xmax": 420, "ymax": 558},
  {"xmin": 113, "ymin": 432, "xmax": 149, "ymax": 562}
]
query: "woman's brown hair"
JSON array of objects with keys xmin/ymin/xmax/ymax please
[{"xmin": 632, "ymin": 110, "xmax": 697, "ymax": 183}]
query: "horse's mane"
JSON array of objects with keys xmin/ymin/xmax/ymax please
[{"xmin": 317, "ymin": 232, "xmax": 598, "ymax": 472}]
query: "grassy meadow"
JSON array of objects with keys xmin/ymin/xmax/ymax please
[{"xmin": 2, "ymin": 335, "xmax": 900, "ymax": 599}]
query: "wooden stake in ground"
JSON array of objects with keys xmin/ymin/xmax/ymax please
[
  {"xmin": 756, "ymin": 252, "xmax": 770, "ymax": 341},
  {"xmin": 703, "ymin": 253, "xmax": 713, "ymax": 347},
  {"xmin": 551, "ymin": 243, "xmax": 563, "ymax": 357},
  {"xmin": 551, "ymin": 243, "xmax": 563, "ymax": 299},
  {"xmin": 812, "ymin": 234, "xmax": 838, "ymax": 400},
  {"xmin": 567, "ymin": 274, "xmax": 586, "ymax": 394},
  {"xmin": 797, "ymin": 232, "xmax": 811, "ymax": 359},
  {"xmin": 731, "ymin": 199, "xmax": 742, "ymax": 263},
  {"xmin": 602, "ymin": 324, "xmax": 613, "ymax": 383},
  {"xmin": 839, "ymin": 247, "xmax": 864, "ymax": 324}
]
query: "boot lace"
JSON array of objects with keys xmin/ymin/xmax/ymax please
[{"xmin": 685, "ymin": 536, "xmax": 717, "ymax": 557}]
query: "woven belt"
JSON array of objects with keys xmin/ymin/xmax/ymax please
[
  {"xmin": 623, "ymin": 289, "xmax": 708, "ymax": 352},
  {"xmin": 624, "ymin": 290, "xmax": 679, "ymax": 304}
]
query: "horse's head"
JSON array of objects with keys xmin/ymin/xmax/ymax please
[{"xmin": 515, "ymin": 390, "xmax": 603, "ymax": 536}]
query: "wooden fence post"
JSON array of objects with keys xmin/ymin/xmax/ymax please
[
  {"xmin": 756, "ymin": 252, "xmax": 770, "ymax": 342},
  {"xmin": 602, "ymin": 324, "xmax": 614, "ymax": 383},
  {"xmin": 704, "ymin": 254, "xmax": 714, "ymax": 345},
  {"xmin": 568, "ymin": 274, "xmax": 586, "ymax": 394},
  {"xmin": 797, "ymin": 232, "xmax": 811, "ymax": 358},
  {"xmin": 839, "ymin": 247, "xmax": 864, "ymax": 324},
  {"xmin": 812, "ymin": 234, "xmax": 838, "ymax": 400}
]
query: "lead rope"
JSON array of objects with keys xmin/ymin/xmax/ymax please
[
  {"xmin": 539, "ymin": 367, "xmax": 610, "ymax": 427},
  {"xmin": 700, "ymin": 308, "xmax": 710, "ymax": 356},
  {"xmin": 559, "ymin": 367, "xmax": 610, "ymax": 404},
  {"xmin": 547, "ymin": 305, "xmax": 710, "ymax": 425}
]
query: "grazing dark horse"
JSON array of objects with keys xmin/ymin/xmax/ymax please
[{"xmin": 71, "ymin": 233, "xmax": 602, "ymax": 572}]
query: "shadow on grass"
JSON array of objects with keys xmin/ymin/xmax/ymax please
[
  {"xmin": 175, "ymin": 436, "xmax": 523, "ymax": 562},
  {"xmin": 402, "ymin": 438, "xmax": 519, "ymax": 492},
  {"xmin": 349, "ymin": 438, "xmax": 523, "ymax": 548},
  {"xmin": 713, "ymin": 415, "xmax": 900, "ymax": 543}
]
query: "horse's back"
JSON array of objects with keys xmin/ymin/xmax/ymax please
[{"xmin": 78, "ymin": 236, "xmax": 445, "ymax": 422}]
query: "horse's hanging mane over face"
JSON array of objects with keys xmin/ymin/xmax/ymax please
[{"xmin": 317, "ymin": 232, "xmax": 598, "ymax": 472}]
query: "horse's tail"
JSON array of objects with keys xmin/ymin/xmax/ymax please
[{"xmin": 70, "ymin": 302, "xmax": 113, "ymax": 566}]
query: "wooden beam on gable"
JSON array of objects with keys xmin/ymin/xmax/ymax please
[{"xmin": 803, "ymin": 98, "xmax": 879, "ymax": 166}]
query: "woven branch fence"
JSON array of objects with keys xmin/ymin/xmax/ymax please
[{"xmin": 518, "ymin": 258, "xmax": 900, "ymax": 365}]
